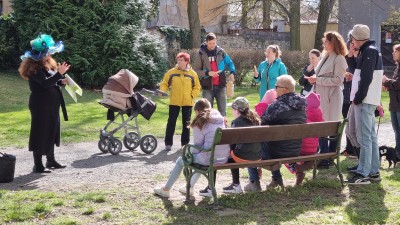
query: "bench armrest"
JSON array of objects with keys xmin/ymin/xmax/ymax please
[{"xmin": 182, "ymin": 144, "xmax": 211, "ymax": 165}]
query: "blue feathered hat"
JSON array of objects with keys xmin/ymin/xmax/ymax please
[{"xmin": 20, "ymin": 34, "xmax": 64, "ymax": 61}]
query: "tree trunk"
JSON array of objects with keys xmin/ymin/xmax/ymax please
[
  {"xmin": 289, "ymin": 0, "xmax": 301, "ymax": 50},
  {"xmin": 241, "ymin": 0, "xmax": 249, "ymax": 29},
  {"xmin": 262, "ymin": 0, "xmax": 272, "ymax": 29},
  {"xmin": 187, "ymin": 0, "xmax": 201, "ymax": 48},
  {"xmin": 314, "ymin": 0, "xmax": 336, "ymax": 50}
]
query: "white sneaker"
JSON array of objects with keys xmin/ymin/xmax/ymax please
[
  {"xmin": 199, "ymin": 187, "xmax": 213, "ymax": 197},
  {"xmin": 222, "ymin": 183, "xmax": 243, "ymax": 194},
  {"xmin": 154, "ymin": 187, "xmax": 170, "ymax": 198},
  {"xmin": 178, "ymin": 186, "xmax": 194, "ymax": 196}
]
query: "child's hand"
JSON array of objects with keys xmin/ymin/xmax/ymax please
[
  {"xmin": 58, "ymin": 62, "xmax": 71, "ymax": 75},
  {"xmin": 223, "ymin": 117, "xmax": 228, "ymax": 128},
  {"xmin": 60, "ymin": 79, "xmax": 69, "ymax": 85}
]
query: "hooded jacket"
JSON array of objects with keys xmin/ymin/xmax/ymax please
[
  {"xmin": 191, "ymin": 109, "xmax": 230, "ymax": 165},
  {"xmin": 349, "ymin": 40, "xmax": 383, "ymax": 105},
  {"xmin": 194, "ymin": 43, "xmax": 236, "ymax": 90},
  {"xmin": 262, "ymin": 92, "xmax": 307, "ymax": 158},
  {"xmin": 159, "ymin": 65, "xmax": 201, "ymax": 106},
  {"xmin": 254, "ymin": 58, "xmax": 287, "ymax": 100},
  {"xmin": 301, "ymin": 92, "xmax": 324, "ymax": 155}
]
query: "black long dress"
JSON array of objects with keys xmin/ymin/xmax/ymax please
[{"xmin": 28, "ymin": 69, "xmax": 64, "ymax": 156}]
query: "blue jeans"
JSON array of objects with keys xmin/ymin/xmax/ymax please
[
  {"xmin": 165, "ymin": 157, "xmax": 201, "ymax": 189},
  {"xmin": 203, "ymin": 86, "xmax": 227, "ymax": 116},
  {"xmin": 353, "ymin": 103, "xmax": 380, "ymax": 177},
  {"xmin": 390, "ymin": 111, "xmax": 400, "ymax": 157},
  {"xmin": 248, "ymin": 143, "xmax": 282, "ymax": 182}
]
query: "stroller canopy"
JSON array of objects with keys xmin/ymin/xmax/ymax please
[{"xmin": 100, "ymin": 69, "xmax": 139, "ymax": 110}]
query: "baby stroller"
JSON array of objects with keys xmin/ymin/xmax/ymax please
[{"xmin": 98, "ymin": 69, "xmax": 163, "ymax": 155}]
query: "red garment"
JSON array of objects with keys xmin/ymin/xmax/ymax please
[
  {"xmin": 301, "ymin": 93, "xmax": 324, "ymax": 155},
  {"xmin": 209, "ymin": 56, "xmax": 219, "ymax": 85}
]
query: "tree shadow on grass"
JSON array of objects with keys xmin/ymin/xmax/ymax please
[
  {"xmin": 0, "ymin": 173, "xmax": 46, "ymax": 191},
  {"xmin": 346, "ymin": 184, "xmax": 389, "ymax": 224},
  {"xmin": 158, "ymin": 179, "xmax": 348, "ymax": 224}
]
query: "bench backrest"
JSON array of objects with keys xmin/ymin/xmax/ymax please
[{"xmin": 214, "ymin": 121, "xmax": 342, "ymax": 145}]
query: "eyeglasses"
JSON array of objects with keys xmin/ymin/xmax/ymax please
[{"xmin": 275, "ymin": 85, "xmax": 287, "ymax": 89}]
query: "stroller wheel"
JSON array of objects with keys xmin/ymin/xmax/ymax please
[
  {"xmin": 98, "ymin": 138, "xmax": 110, "ymax": 153},
  {"xmin": 123, "ymin": 132, "xmax": 140, "ymax": 151},
  {"xmin": 107, "ymin": 138, "xmax": 123, "ymax": 155},
  {"xmin": 140, "ymin": 135, "xmax": 158, "ymax": 154}
]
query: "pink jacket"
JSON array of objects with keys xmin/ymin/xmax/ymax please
[
  {"xmin": 301, "ymin": 92, "xmax": 324, "ymax": 155},
  {"xmin": 255, "ymin": 89, "xmax": 277, "ymax": 116}
]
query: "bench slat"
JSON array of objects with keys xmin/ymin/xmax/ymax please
[
  {"xmin": 218, "ymin": 121, "xmax": 340, "ymax": 145},
  {"xmin": 213, "ymin": 153, "xmax": 337, "ymax": 170}
]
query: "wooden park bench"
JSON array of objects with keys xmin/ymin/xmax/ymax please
[{"xmin": 181, "ymin": 120, "xmax": 347, "ymax": 205}]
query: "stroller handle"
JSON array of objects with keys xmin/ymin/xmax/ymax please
[{"xmin": 140, "ymin": 88, "xmax": 168, "ymax": 97}]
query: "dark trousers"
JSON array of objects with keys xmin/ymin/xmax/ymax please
[
  {"xmin": 228, "ymin": 158, "xmax": 240, "ymax": 184},
  {"xmin": 248, "ymin": 143, "xmax": 282, "ymax": 182},
  {"xmin": 342, "ymin": 102, "xmax": 355, "ymax": 154},
  {"xmin": 164, "ymin": 105, "xmax": 192, "ymax": 146},
  {"xmin": 33, "ymin": 146, "xmax": 56, "ymax": 169}
]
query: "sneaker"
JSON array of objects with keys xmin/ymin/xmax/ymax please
[
  {"xmin": 347, "ymin": 164, "xmax": 359, "ymax": 171},
  {"xmin": 178, "ymin": 186, "xmax": 194, "ymax": 196},
  {"xmin": 164, "ymin": 145, "xmax": 172, "ymax": 151},
  {"xmin": 199, "ymin": 187, "xmax": 213, "ymax": 197},
  {"xmin": 368, "ymin": 172, "xmax": 382, "ymax": 183},
  {"xmin": 222, "ymin": 183, "xmax": 243, "ymax": 194},
  {"xmin": 347, "ymin": 174, "xmax": 370, "ymax": 185},
  {"xmin": 153, "ymin": 187, "xmax": 170, "ymax": 198},
  {"xmin": 267, "ymin": 178, "xmax": 284, "ymax": 189},
  {"xmin": 244, "ymin": 180, "xmax": 262, "ymax": 192}
]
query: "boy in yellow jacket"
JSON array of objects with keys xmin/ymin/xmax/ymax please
[{"xmin": 159, "ymin": 52, "xmax": 201, "ymax": 151}]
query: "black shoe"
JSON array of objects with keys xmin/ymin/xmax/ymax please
[
  {"xmin": 347, "ymin": 165, "xmax": 358, "ymax": 171},
  {"xmin": 46, "ymin": 161, "xmax": 66, "ymax": 169},
  {"xmin": 33, "ymin": 166, "xmax": 51, "ymax": 173},
  {"xmin": 317, "ymin": 160, "xmax": 330, "ymax": 169},
  {"xmin": 347, "ymin": 173, "xmax": 370, "ymax": 185}
]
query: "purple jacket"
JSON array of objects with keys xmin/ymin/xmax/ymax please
[{"xmin": 192, "ymin": 109, "xmax": 230, "ymax": 165}]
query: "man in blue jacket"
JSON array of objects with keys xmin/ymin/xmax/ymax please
[
  {"xmin": 194, "ymin": 33, "xmax": 236, "ymax": 116},
  {"xmin": 346, "ymin": 24, "xmax": 383, "ymax": 185}
]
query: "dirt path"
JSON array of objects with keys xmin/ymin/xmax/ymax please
[{"xmin": 0, "ymin": 122, "xmax": 396, "ymax": 197}]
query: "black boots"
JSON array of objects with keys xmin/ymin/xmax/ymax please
[
  {"xmin": 33, "ymin": 152, "xmax": 51, "ymax": 173},
  {"xmin": 45, "ymin": 160, "xmax": 66, "ymax": 169},
  {"xmin": 46, "ymin": 149, "xmax": 66, "ymax": 169}
]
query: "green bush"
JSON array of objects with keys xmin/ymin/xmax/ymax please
[
  {"xmin": 0, "ymin": 15, "xmax": 19, "ymax": 70},
  {"xmin": 9, "ymin": 0, "xmax": 167, "ymax": 88}
]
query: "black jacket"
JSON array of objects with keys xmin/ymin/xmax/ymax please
[
  {"xmin": 230, "ymin": 116, "xmax": 262, "ymax": 160},
  {"xmin": 298, "ymin": 64, "xmax": 315, "ymax": 95},
  {"xmin": 261, "ymin": 92, "xmax": 307, "ymax": 158},
  {"xmin": 384, "ymin": 67, "xmax": 400, "ymax": 112}
]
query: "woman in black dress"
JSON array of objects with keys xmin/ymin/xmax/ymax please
[{"xmin": 18, "ymin": 34, "xmax": 70, "ymax": 173}]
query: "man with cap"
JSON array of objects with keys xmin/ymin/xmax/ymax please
[{"xmin": 346, "ymin": 24, "xmax": 383, "ymax": 184}]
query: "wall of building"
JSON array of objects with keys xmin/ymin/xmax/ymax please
[
  {"xmin": 284, "ymin": 22, "xmax": 338, "ymax": 52},
  {"xmin": 154, "ymin": 0, "xmax": 228, "ymax": 33},
  {"xmin": 1, "ymin": 0, "xmax": 12, "ymax": 15},
  {"xmin": 338, "ymin": 0, "xmax": 400, "ymax": 48}
]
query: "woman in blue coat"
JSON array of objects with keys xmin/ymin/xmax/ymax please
[{"xmin": 254, "ymin": 45, "xmax": 288, "ymax": 100}]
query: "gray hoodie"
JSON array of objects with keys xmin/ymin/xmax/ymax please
[{"xmin": 192, "ymin": 109, "xmax": 230, "ymax": 165}]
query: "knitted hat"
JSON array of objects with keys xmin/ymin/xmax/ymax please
[
  {"xmin": 261, "ymin": 89, "xmax": 277, "ymax": 105},
  {"xmin": 350, "ymin": 24, "xmax": 370, "ymax": 41},
  {"xmin": 306, "ymin": 92, "xmax": 320, "ymax": 109},
  {"xmin": 231, "ymin": 97, "xmax": 249, "ymax": 112},
  {"xmin": 20, "ymin": 34, "xmax": 64, "ymax": 61}
]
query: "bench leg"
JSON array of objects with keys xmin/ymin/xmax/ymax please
[
  {"xmin": 312, "ymin": 160, "xmax": 317, "ymax": 180},
  {"xmin": 183, "ymin": 167, "xmax": 194, "ymax": 203},
  {"xmin": 332, "ymin": 157, "xmax": 345, "ymax": 187},
  {"xmin": 209, "ymin": 169, "xmax": 219, "ymax": 206}
]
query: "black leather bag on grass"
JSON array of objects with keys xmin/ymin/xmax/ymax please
[{"xmin": 0, "ymin": 152, "xmax": 16, "ymax": 183}]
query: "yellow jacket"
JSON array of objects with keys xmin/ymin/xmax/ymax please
[{"xmin": 159, "ymin": 65, "xmax": 201, "ymax": 106}]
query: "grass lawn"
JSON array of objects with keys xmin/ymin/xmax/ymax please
[{"xmin": 1, "ymin": 71, "xmax": 399, "ymax": 224}]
